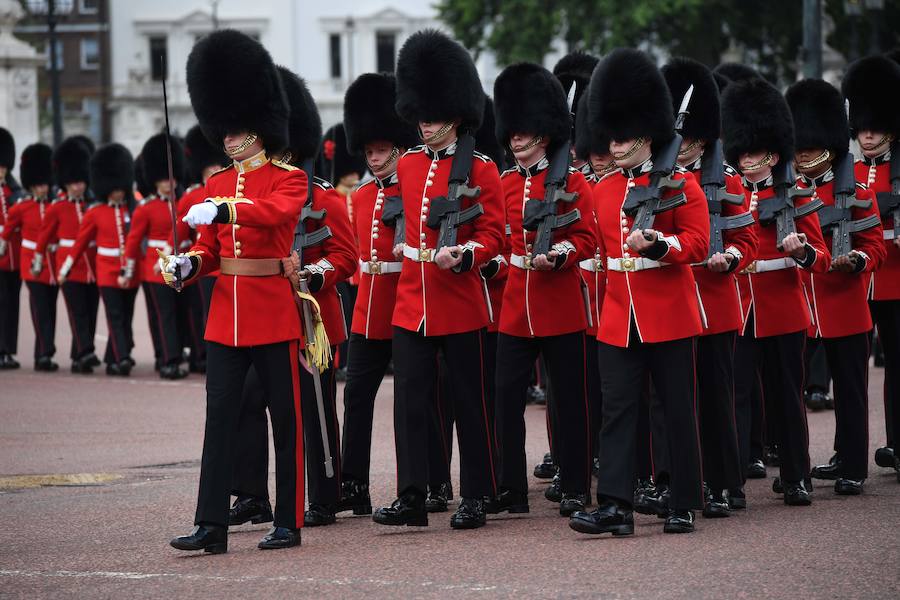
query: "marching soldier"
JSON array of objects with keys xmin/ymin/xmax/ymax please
[
  {"xmin": 35, "ymin": 137, "xmax": 100, "ymax": 373},
  {"xmin": 569, "ymin": 49, "xmax": 709, "ymax": 536},
  {"xmin": 787, "ymin": 78, "xmax": 885, "ymax": 495},
  {"xmin": 372, "ymin": 29, "xmax": 504, "ymax": 530},
  {"xmin": 722, "ymin": 77, "xmax": 830, "ymax": 506},
  {"xmin": 0, "ymin": 144, "xmax": 58, "ymax": 371},
  {"xmin": 60, "ymin": 144, "xmax": 140, "ymax": 375},
  {"xmin": 167, "ymin": 29, "xmax": 307, "ymax": 553},
  {"xmin": 0, "ymin": 127, "xmax": 23, "ymax": 369},
  {"xmin": 125, "ymin": 134, "xmax": 188, "ymax": 380},
  {"xmin": 663, "ymin": 57, "xmax": 758, "ymax": 515}
]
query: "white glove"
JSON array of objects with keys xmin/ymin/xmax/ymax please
[
  {"xmin": 183, "ymin": 202, "xmax": 219, "ymax": 228},
  {"xmin": 31, "ymin": 253, "xmax": 45, "ymax": 277},
  {"xmin": 159, "ymin": 254, "xmax": 192, "ymax": 277},
  {"xmin": 0, "ymin": 238, "xmax": 6, "ymax": 257},
  {"xmin": 57, "ymin": 256, "xmax": 74, "ymax": 284}
]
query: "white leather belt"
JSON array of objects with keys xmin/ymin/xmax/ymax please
[
  {"xmin": 0, "ymin": 225, "xmax": 4, "ymax": 233},
  {"xmin": 21, "ymin": 239, "xmax": 36, "ymax": 250},
  {"xmin": 510, "ymin": 253, "xmax": 535, "ymax": 270},
  {"xmin": 743, "ymin": 257, "xmax": 797, "ymax": 274},
  {"xmin": 579, "ymin": 258, "xmax": 604, "ymax": 273},
  {"xmin": 359, "ymin": 259, "xmax": 402, "ymax": 274},
  {"xmin": 606, "ymin": 256, "xmax": 668, "ymax": 272},
  {"xmin": 147, "ymin": 239, "xmax": 169, "ymax": 248},
  {"xmin": 58, "ymin": 238, "xmax": 75, "ymax": 248},
  {"xmin": 885, "ymin": 230, "xmax": 896, "ymax": 241},
  {"xmin": 402, "ymin": 244, "xmax": 435, "ymax": 262},
  {"xmin": 97, "ymin": 246, "xmax": 121, "ymax": 257}
]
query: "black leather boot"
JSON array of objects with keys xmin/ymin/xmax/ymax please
[
  {"xmin": 373, "ymin": 492, "xmax": 428, "ymax": 526},
  {"xmin": 258, "ymin": 527, "xmax": 301, "ymax": 549},
  {"xmin": 228, "ymin": 496, "xmax": 274, "ymax": 526},
  {"xmin": 484, "ymin": 489, "xmax": 529, "ymax": 515},
  {"xmin": 533, "ymin": 452, "xmax": 556, "ymax": 479},
  {"xmin": 569, "ymin": 500, "xmax": 634, "ymax": 536},
  {"xmin": 450, "ymin": 498, "xmax": 486, "ymax": 529},
  {"xmin": 170, "ymin": 524, "xmax": 227, "ymax": 554},
  {"xmin": 334, "ymin": 479, "xmax": 372, "ymax": 515}
]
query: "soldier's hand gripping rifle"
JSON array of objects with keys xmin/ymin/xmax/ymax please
[
  {"xmin": 700, "ymin": 139, "xmax": 754, "ymax": 261},
  {"xmin": 522, "ymin": 82, "xmax": 581, "ymax": 260},
  {"xmin": 817, "ymin": 152, "xmax": 880, "ymax": 263},
  {"xmin": 757, "ymin": 161, "xmax": 823, "ymax": 251},
  {"xmin": 622, "ymin": 86, "xmax": 694, "ymax": 236},
  {"xmin": 426, "ymin": 133, "xmax": 483, "ymax": 254},
  {"xmin": 875, "ymin": 141, "xmax": 900, "ymax": 242}
]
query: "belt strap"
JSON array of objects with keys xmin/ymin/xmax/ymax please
[
  {"xmin": 147, "ymin": 239, "xmax": 169, "ymax": 249},
  {"xmin": 743, "ymin": 257, "xmax": 797, "ymax": 274},
  {"xmin": 97, "ymin": 246, "xmax": 121, "ymax": 257},
  {"xmin": 402, "ymin": 244, "xmax": 435, "ymax": 262},
  {"xmin": 21, "ymin": 239, "xmax": 36, "ymax": 250},
  {"xmin": 606, "ymin": 256, "xmax": 668, "ymax": 272},
  {"xmin": 579, "ymin": 258, "xmax": 604, "ymax": 273},
  {"xmin": 58, "ymin": 238, "xmax": 75, "ymax": 247},
  {"xmin": 359, "ymin": 259, "xmax": 402, "ymax": 275},
  {"xmin": 886, "ymin": 230, "xmax": 897, "ymax": 241},
  {"xmin": 220, "ymin": 257, "xmax": 284, "ymax": 276}
]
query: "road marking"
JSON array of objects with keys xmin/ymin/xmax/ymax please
[
  {"xmin": 0, "ymin": 473, "xmax": 123, "ymax": 490},
  {"xmin": 1, "ymin": 371, "xmax": 205, "ymax": 389}
]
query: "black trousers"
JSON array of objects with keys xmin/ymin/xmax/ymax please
[
  {"xmin": 635, "ymin": 379, "xmax": 670, "ymax": 485},
  {"xmin": 596, "ymin": 335, "xmax": 703, "ymax": 511},
  {"xmin": 335, "ymin": 282, "xmax": 356, "ymax": 370},
  {"xmin": 142, "ymin": 282, "xmax": 181, "ymax": 366},
  {"xmin": 871, "ymin": 300, "xmax": 900, "ymax": 449},
  {"xmin": 25, "ymin": 281, "xmax": 57, "ymax": 360},
  {"xmin": 0, "ymin": 270, "xmax": 20, "ymax": 355},
  {"xmin": 393, "ymin": 326, "xmax": 497, "ymax": 499},
  {"xmin": 824, "ymin": 333, "xmax": 871, "ymax": 480},
  {"xmin": 427, "ymin": 351, "xmax": 455, "ymax": 487},
  {"xmin": 61, "ymin": 281, "xmax": 98, "ymax": 360},
  {"xmin": 177, "ymin": 283, "xmax": 206, "ymax": 366},
  {"xmin": 496, "ymin": 331, "xmax": 591, "ymax": 495},
  {"xmin": 99, "ymin": 287, "xmax": 137, "ymax": 364},
  {"xmin": 735, "ymin": 329, "xmax": 766, "ymax": 474},
  {"xmin": 805, "ymin": 336, "xmax": 831, "ymax": 394},
  {"xmin": 198, "ymin": 340, "xmax": 303, "ymax": 529},
  {"xmin": 697, "ymin": 331, "xmax": 743, "ymax": 490},
  {"xmin": 586, "ymin": 337, "xmax": 602, "ymax": 459}
]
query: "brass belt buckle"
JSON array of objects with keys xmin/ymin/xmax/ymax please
[
  {"xmin": 524, "ymin": 255, "xmax": 533, "ymax": 270},
  {"xmin": 418, "ymin": 248, "xmax": 432, "ymax": 262},
  {"xmin": 744, "ymin": 261, "xmax": 758, "ymax": 274},
  {"xmin": 621, "ymin": 257, "xmax": 635, "ymax": 272},
  {"xmin": 368, "ymin": 260, "xmax": 382, "ymax": 275},
  {"xmin": 593, "ymin": 258, "xmax": 603, "ymax": 272}
]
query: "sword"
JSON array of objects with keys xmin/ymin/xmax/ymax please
[{"xmin": 161, "ymin": 60, "xmax": 182, "ymax": 292}]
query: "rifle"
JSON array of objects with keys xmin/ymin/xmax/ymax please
[
  {"xmin": 817, "ymin": 152, "xmax": 880, "ymax": 260},
  {"xmin": 622, "ymin": 86, "xmax": 694, "ymax": 234},
  {"xmin": 875, "ymin": 141, "xmax": 900, "ymax": 241},
  {"xmin": 700, "ymin": 139, "xmax": 754, "ymax": 260},
  {"xmin": 380, "ymin": 194, "xmax": 405, "ymax": 247},
  {"xmin": 757, "ymin": 161, "xmax": 822, "ymax": 251},
  {"xmin": 426, "ymin": 133, "xmax": 483, "ymax": 251}
]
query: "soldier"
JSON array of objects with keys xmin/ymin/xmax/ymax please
[
  {"xmin": 662, "ymin": 57, "xmax": 758, "ymax": 516},
  {"xmin": 125, "ymin": 134, "xmax": 188, "ymax": 380},
  {"xmin": 786, "ymin": 78, "xmax": 885, "ymax": 495},
  {"xmin": 0, "ymin": 144, "xmax": 58, "ymax": 371},
  {"xmin": 337, "ymin": 72, "xmax": 419, "ymax": 516},
  {"xmin": 722, "ymin": 77, "xmax": 830, "ymax": 506},
  {"xmin": 372, "ymin": 29, "xmax": 504, "ymax": 530},
  {"xmin": 60, "ymin": 144, "xmax": 140, "ymax": 375},
  {"xmin": 842, "ymin": 55, "xmax": 900, "ymax": 480},
  {"xmin": 486, "ymin": 62, "xmax": 594, "ymax": 518},
  {"xmin": 0, "ymin": 127, "xmax": 23, "ymax": 369},
  {"xmin": 569, "ymin": 49, "xmax": 709, "ymax": 536},
  {"xmin": 35, "ymin": 137, "xmax": 100, "ymax": 373},
  {"xmin": 166, "ymin": 29, "xmax": 307, "ymax": 553}
]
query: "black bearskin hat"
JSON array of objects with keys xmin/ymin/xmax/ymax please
[
  {"xmin": 885, "ymin": 47, "xmax": 900, "ymax": 65},
  {"xmin": 494, "ymin": 62, "xmax": 571, "ymax": 152},
  {"xmin": 553, "ymin": 51, "xmax": 599, "ymax": 121},
  {"xmin": 90, "ymin": 144, "xmax": 134, "ymax": 201},
  {"xmin": 53, "ymin": 136, "xmax": 92, "ymax": 186},
  {"xmin": 344, "ymin": 72, "xmax": 419, "ymax": 155},
  {"xmin": 139, "ymin": 133, "xmax": 185, "ymax": 187},
  {"xmin": 316, "ymin": 123, "xmax": 367, "ymax": 185},
  {"xmin": 0, "ymin": 127, "xmax": 14, "ymax": 170},
  {"xmin": 574, "ymin": 91, "xmax": 610, "ymax": 161},
  {"xmin": 785, "ymin": 79, "xmax": 850, "ymax": 160},
  {"xmin": 721, "ymin": 78, "xmax": 794, "ymax": 169},
  {"xmin": 395, "ymin": 29, "xmax": 485, "ymax": 132},
  {"xmin": 133, "ymin": 156, "xmax": 152, "ymax": 198},
  {"xmin": 662, "ymin": 57, "xmax": 721, "ymax": 144},
  {"xmin": 70, "ymin": 134, "xmax": 95, "ymax": 155},
  {"xmin": 277, "ymin": 67, "xmax": 322, "ymax": 166},
  {"xmin": 474, "ymin": 97, "xmax": 506, "ymax": 169},
  {"xmin": 184, "ymin": 125, "xmax": 228, "ymax": 185},
  {"xmin": 713, "ymin": 71, "xmax": 732, "ymax": 94},
  {"xmin": 841, "ymin": 55, "xmax": 900, "ymax": 138},
  {"xmin": 186, "ymin": 29, "xmax": 289, "ymax": 153},
  {"xmin": 20, "ymin": 143, "xmax": 53, "ymax": 189},
  {"xmin": 713, "ymin": 63, "xmax": 761, "ymax": 85},
  {"xmin": 589, "ymin": 48, "xmax": 674, "ymax": 144}
]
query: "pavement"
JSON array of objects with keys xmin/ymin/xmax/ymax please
[{"xmin": 1, "ymin": 290, "xmax": 899, "ymax": 599}]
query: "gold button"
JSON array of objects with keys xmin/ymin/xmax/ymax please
[
  {"xmin": 234, "ymin": 224, "xmax": 241, "ymax": 230},
  {"xmin": 236, "ymin": 184, "xmax": 244, "ymax": 191},
  {"xmin": 622, "ymin": 227, "xmax": 629, "ymax": 233},
  {"xmin": 235, "ymin": 192, "xmax": 243, "ymax": 198},
  {"xmin": 372, "ymin": 233, "xmax": 379, "ymax": 240},
  {"xmin": 235, "ymin": 241, "xmax": 242, "ymax": 248},
  {"xmin": 235, "ymin": 249, "xmax": 242, "ymax": 257},
  {"xmin": 420, "ymin": 233, "xmax": 426, "ymax": 240}
]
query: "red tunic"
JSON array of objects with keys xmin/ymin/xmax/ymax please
[
  {"xmin": 392, "ymin": 144, "xmax": 504, "ymax": 336},
  {"xmin": 35, "ymin": 193, "xmax": 96, "ymax": 283},
  {"xmin": 186, "ymin": 153, "xmax": 307, "ymax": 347},
  {"xmin": 1, "ymin": 197, "xmax": 56, "ymax": 284},
  {"xmin": 594, "ymin": 162, "xmax": 710, "ymax": 347},
  {"xmin": 797, "ymin": 174, "xmax": 884, "ymax": 338},
  {"xmin": 498, "ymin": 161, "xmax": 595, "ymax": 337},
  {"xmin": 0, "ymin": 183, "xmax": 21, "ymax": 272},
  {"xmin": 68, "ymin": 203, "xmax": 140, "ymax": 289},
  {"xmin": 856, "ymin": 156, "xmax": 900, "ymax": 300},
  {"xmin": 350, "ymin": 175, "xmax": 403, "ymax": 340},
  {"xmin": 125, "ymin": 195, "xmax": 177, "ymax": 283}
]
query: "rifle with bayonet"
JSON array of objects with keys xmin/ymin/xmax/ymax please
[
  {"xmin": 700, "ymin": 139, "xmax": 754, "ymax": 260},
  {"xmin": 426, "ymin": 133, "xmax": 483, "ymax": 252},
  {"xmin": 875, "ymin": 141, "xmax": 900, "ymax": 241},
  {"xmin": 817, "ymin": 152, "xmax": 880, "ymax": 260},
  {"xmin": 758, "ymin": 161, "xmax": 822, "ymax": 251}
]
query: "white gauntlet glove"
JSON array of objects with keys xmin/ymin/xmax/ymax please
[
  {"xmin": 159, "ymin": 254, "xmax": 193, "ymax": 287},
  {"xmin": 0, "ymin": 238, "xmax": 7, "ymax": 257},
  {"xmin": 57, "ymin": 255, "xmax": 73, "ymax": 283},
  {"xmin": 183, "ymin": 202, "xmax": 219, "ymax": 228},
  {"xmin": 31, "ymin": 252, "xmax": 44, "ymax": 277}
]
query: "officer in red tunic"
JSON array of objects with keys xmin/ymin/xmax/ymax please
[
  {"xmin": 842, "ymin": 55, "xmax": 900, "ymax": 480},
  {"xmin": 569, "ymin": 49, "xmax": 709, "ymax": 536},
  {"xmin": 372, "ymin": 30, "xmax": 504, "ymax": 530},
  {"xmin": 662, "ymin": 57, "xmax": 758, "ymax": 516},
  {"xmin": 786, "ymin": 78, "xmax": 886, "ymax": 495},
  {"xmin": 722, "ymin": 77, "xmax": 831, "ymax": 506},
  {"xmin": 486, "ymin": 62, "xmax": 594, "ymax": 518},
  {"xmin": 1, "ymin": 143, "xmax": 58, "ymax": 370},
  {"xmin": 167, "ymin": 29, "xmax": 307, "ymax": 553},
  {"xmin": 336, "ymin": 71, "xmax": 420, "ymax": 516},
  {"xmin": 35, "ymin": 138, "xmax": 99, "ymax": 373},
  {"xmin": 0, "ymin": 128, "xmax": 23, "ymax": 369},
  {"xmin": 61, "ymin": 144, "xmax": 140, "ymax": 375}
]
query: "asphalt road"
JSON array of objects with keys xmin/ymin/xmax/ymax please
[{"xmin": 1, "ymin": 290, "xmax": 899, "ymax": 599}]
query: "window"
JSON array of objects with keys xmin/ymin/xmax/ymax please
[
  {"xmin": 45, "ymin": 39, "xmax": 64, "ymax": 71},
  {"xmin": 376, "ymin": 32, "xmax": 396, "ymax": 73},
  {"xmin": 80, "ymin": 38, "xmax": 99, "ymax": 70},
  {"xmin": 79, "ymin": 0, "xmax": 98, "ymax": 14},
  {"xmin": 149, "ymin": 36, "xmax": 168, "ymax": 81},
  {"xmin": 329, "ymin": 33, "xmax": 341, "ymax": 79}
]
